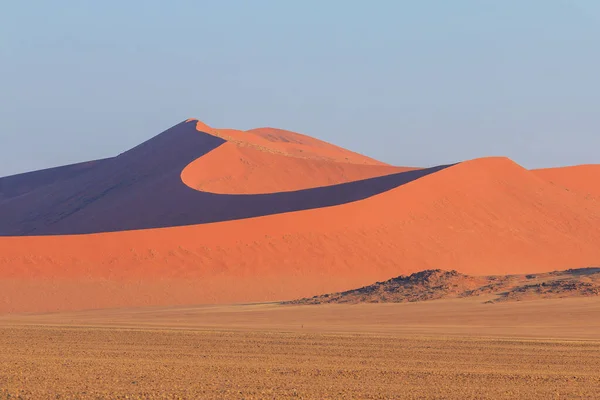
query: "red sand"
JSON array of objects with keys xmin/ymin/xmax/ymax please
[
  {"xmin": 184, "ymin": 119, "xmax": 415, "ymax": 193},
  {"xmin": 533, "ymin": 165, "xmax": 600, "ymax": 199},
  {"xmin": 192, "ymin": 119, "xmax": 391, "ymax": 165},
  {"xmin": 2, "ymin": 156, "xmax": 600, "ymax": 313},
  {"xmin": 181, "ymin": 142, "xmax": 411, "ymax": 194}
]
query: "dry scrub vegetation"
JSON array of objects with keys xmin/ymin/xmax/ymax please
[{"xmin": 1, "ymin": 326, "xmax": 600, "ymax": 399}]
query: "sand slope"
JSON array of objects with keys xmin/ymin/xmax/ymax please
[
  {"xmin": 1, "ymin": 155, "xmax": 600, "ymax": 313},
  {"xmin": 0, "ymin": 159, "xmax": 110, "ymax": 203},
  {"xmin": 194, "ymin": 120, "xmax": 389, "ymax": 165},
  {"xmin": 533, "ymin": 164, "xmax": 600, "ymax": 199},
  {"xmin": 184, "ymin": 120, "xmax": 416, "ymax": 193},
  {"xmin": 181, "ymin": 142, "xmax": 411, "ymax": 194},
  {"xmin": 0, "ymin": 120, "xmax": 438, "ymax": 235}
]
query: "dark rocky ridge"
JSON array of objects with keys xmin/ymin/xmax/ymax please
[{"xmin": 286, "ymin": 267, "xmax": 600, "ymax": 305}]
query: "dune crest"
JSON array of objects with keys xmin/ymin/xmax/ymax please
[{"xmin": 193, "ymin": 120, "xmax": 391, "ymax": 165}]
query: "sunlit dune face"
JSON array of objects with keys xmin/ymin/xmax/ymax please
[
  {"xmin": 533, "ymin": 165, "xmax": 600, "ymax": 198},
  {"xmin": 182, "ymin": 119, "xmax": 417, "ymax": 193},
  {"xmin": 194, "ymin": 121, "xmax": 392, "ymax": 165},
  {"xmin": 181, "ymin": 142, "xmax": 414, "ymax": 194}
]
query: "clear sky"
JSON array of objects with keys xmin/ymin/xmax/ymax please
[{"xmin": 1, "ymin": 0, "xmax": 599, "ymax": 176}]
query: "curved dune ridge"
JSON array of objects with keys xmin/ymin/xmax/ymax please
[
  {"xmin": 191, "ymin": 119, "xmax": 389, "ymax": 165},
  {"xmin": 184, "ymin": 119, "xmax": 416, "ymax": 194},
  {"xmin": 181, "ymin": 142, "xmax": 413, "ymax": 194},
  {"xmin": 0, "ymin": 120, "xmax": 442, "ymax": 235},
  {"xmin": 0, "ymin": 119, "xmax": 599, "ymax": 313}
]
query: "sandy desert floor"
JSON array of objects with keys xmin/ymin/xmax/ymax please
[{"xmin": 2, "ymin": 297, "xmax": 600, "ymax": 399}]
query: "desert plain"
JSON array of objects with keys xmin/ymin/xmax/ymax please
[{"xmin": 2, "ymin": 297, "xmax": 600, "ymax": 399}]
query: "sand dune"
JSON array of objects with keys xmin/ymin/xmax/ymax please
[
  {"xmin": 533, "ymin": 164, "xmax": 600, "ymax": 198},
  {"xmin": 0, "ymin": 120, "xmax": 437, "ymax": 235},
  {"xmin": 0, "ymin": 159, "xmax": 110, "ymax": 203},
  {"xmin": 1, "ymin": 150, "xmax": 599, "ymax": 312},
  {"xmin": 194, "ymin": 120, "xmax": 389, "ymax": 165},
  {"xmin": 181, "ymin": 142, "xmax": 411, "ymax": 194},
  {"xmin": 184, "ymin": 120, "xmax": 417, "ymax": 193}
]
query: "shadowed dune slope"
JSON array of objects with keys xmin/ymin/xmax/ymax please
[
  {"xmin": 1, "ymin": 157, "xmax": 599, "ymax": 313},
  {"xmin": 0, "ymin": 120, "xmax": 442, "ymax": 235},
  {"xmin": 533, "ymin": 164, "xmax": 600, "ymax": 198},
  {"xmin": 0, "ymin": 159, "xmax": 111, "ymax": 203}
]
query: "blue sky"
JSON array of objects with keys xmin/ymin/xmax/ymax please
[{"xmin": 1, "ymin": 1, "xmax": 599, "ymax": 175}]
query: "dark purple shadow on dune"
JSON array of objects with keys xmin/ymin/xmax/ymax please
[
  {"xmin": 0, "ymin": 120, "xmax": 454, "ymax": 236},
  {"xmin": 0, "ymin": 159, "xmax": 112, "ymax": 203}
]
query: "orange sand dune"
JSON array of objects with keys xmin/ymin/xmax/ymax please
[
  {"xmin": 191, "ymin": 119, "xmax": 390, "ymax": 165},
  {"xmin": 533, "ymin": 164, "xmax": 600, "ymax": 199},
  {"xmin": 2, "ymin": 157, "xmax": 600, "ymax": 313},
  {"xmin": 181, "ymin": 142, "xmax": 412, "ymax": 194},
  {"xmin": 182, "ymin": 119, "xmax": 416, "ymax": 193},
  {"xmin": 247, "ymin": 127, "xmax": 387, "ymax": 165}
]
